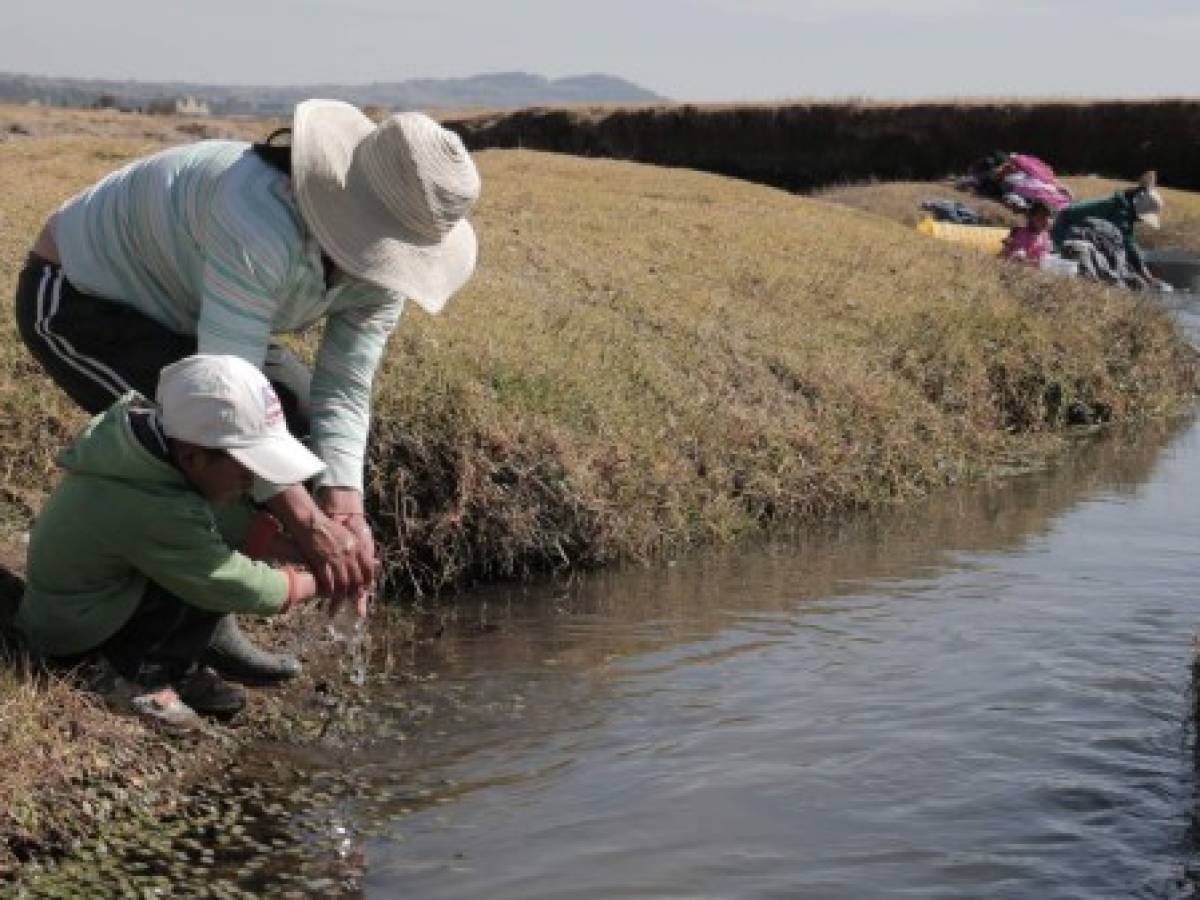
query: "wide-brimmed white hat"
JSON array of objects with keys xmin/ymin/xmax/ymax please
[
  {"xmin": 1134, "ymin": 170, "xmax": 1164, "ymax": 229},
  {"xmin": 292, "ymin": 100, "xmax": 480, "ymax": 313},
  {"xmin": 158, "ymin": 355, "xmax": 325, "ymax": 486}
]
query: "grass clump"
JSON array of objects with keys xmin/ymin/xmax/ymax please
[{"xmin": 0, "ymin": 663, "xmax": 149, "ymax": 876}]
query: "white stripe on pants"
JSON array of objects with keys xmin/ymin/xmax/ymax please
[{"xmin": 33, "ymin": 264, "xmax": 133, "ymax": 402}]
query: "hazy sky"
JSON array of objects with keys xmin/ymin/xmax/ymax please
[{"xmin": 5, "ymin": 0, "xmax": 1198, "ymax": 101}]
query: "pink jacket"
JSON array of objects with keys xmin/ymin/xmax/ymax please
[
  {"xmin": 1002, "ymin": 154, "xmax": 1073, "ymax": 210},
  {"xmin": 1001, "ymin": 225, "xmax": 1052, "ymax": 262},
  {"xmin": 1010, "ymin": 153, "xmax": 1056, "ymax": 183}
]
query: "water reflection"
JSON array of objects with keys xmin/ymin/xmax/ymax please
[{"xmin": 421, "ymin": 415, "xmax": 1183, "ymax": 675}]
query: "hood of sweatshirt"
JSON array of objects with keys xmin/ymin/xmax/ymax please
[{"xmin": 56, "ymin": 392, "xmax": 185, "ymax": 486}]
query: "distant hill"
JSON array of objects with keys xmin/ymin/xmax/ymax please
[{"xmin": 0, "ymin": 71, "xmax": 665, "ymax": 114}]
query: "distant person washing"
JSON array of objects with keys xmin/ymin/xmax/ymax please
[
  {"xmin": 1000, "ymin": 199, "xmax": 1054, "ymax": 264},
  {"xmin": 14, "ymin": 101, "xmax": 481, "ymax": 680},
  {"xmin": 959, "ymin": 151, "xmax": 1072, "ymax": 211},
  {"xmin": 17, "ymin": 356, "xmax": 335, "ymax": 727},
  {"xmin": 1051, "ymin": 171, "xmax": 1168, "ymax": 289}
]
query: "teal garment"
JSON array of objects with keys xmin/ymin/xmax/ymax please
[
  {"xmin": 16, "ymin": 393, "xmax": 288, "ymax": 657},
  {"xmin": 1050, "ymin": 190, "xmax": 1145, "ymax": 269}
]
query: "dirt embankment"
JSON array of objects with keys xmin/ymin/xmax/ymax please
[{"xmin": 446, "ymin": 101, "xmax": 1200, "ymax": 192}]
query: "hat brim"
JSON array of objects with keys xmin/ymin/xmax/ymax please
[
  {"xmin": 292, "ymin": 100, "xmax": 477, "ymax": 314},
  {"xmin": 228, "ymin": 436, "xmax": 325, "ymax": 487}
]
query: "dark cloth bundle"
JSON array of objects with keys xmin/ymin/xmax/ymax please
[
  {"xmin": 1059, "ymin": 217, "xmax": 1149, "ymax": 290},
  {"xmin": 920, "ymin": 199, "xmax": 983, "ymax": 225}
]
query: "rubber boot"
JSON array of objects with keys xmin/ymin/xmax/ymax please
[{"xmin": 201, "ymin": 614, "xmax": 301, "ymax": 682}]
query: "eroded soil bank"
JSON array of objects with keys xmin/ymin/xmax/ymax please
[{"xmin": 447, "ymin": 100, "xmax": 1200, "ymax": 193}]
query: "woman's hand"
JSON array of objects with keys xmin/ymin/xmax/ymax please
[
  {"xmin": 297, "ymin": 510, "xmax": 370, "ymax": 601},
  {"xmin": 318, "ymin": 486, "xmax": 378, "ymax": 601},
  {"xmin": 265, "ymin": 485, "xmax": 373, "ymax": 601}
]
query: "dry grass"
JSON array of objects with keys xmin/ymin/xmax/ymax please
[
  {"xmin": 0, "ymin": 127, "xmax": 1196, "ymax": 592},
  {"xmin": 0, "ymin": 664, "xmax": 147, "ymax": 871},
  {"xmin": 361, "ymin": 151, "xmax": 1199, "ymax": 593},
  {"xmin": 0, "ymin": 547, "xmax": 161, "ymax": 877},
  {"xmin": 0, "ymin": 103, "xmax": 273, "ymax": 143}
]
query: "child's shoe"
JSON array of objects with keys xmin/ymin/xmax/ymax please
[
  {"xmin": 202, "ymin": 614, "xmax": 301, "ymax": 682},
  {"xmin": 128, "ymin": 685, "xmax": 206, "ymax": 730},
  {"xmin": 95, "ymin": 670, "xmax": 205, "ymax": 731},
  {"xmin": 82, "ymin": 659, "xmax": 200, "ymax": 730},
  {"xmin": 178, "ymin": 666, "xmax": 246, "ymax": 717}
]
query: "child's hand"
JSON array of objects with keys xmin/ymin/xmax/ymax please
[{"xmin": 279, "ymin": 565, "xmax": 319, "ymax": 612}]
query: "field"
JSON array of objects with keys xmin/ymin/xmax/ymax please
[{"xmin": 1, "ymin": 103, "xmax": 1198, "ymax": 876}]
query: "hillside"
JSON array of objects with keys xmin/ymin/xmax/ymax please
[{"xmin": 0, "ymin": 70, "xmax": 664, "ymax": 115}]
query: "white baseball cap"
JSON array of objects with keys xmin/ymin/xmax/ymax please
[{"xmin": 157, "ymin": 354, "xmax": 325, "ymax": 486}]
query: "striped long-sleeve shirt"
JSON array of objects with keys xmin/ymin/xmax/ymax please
[{"xmin": 54, "ymin": 140, "xmax": 404, "ymax": 492}]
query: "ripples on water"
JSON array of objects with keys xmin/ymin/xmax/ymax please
[{"xmin": 26, "ymin": 297, "xmax": 1200, "ymax": 899}]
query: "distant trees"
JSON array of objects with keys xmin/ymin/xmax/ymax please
[{"xmin": 0, "ymin": 71, "xmax": 663, "ymax": 117}]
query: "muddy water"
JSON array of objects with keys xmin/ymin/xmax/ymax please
[{"xmin": 24, "ymin": 302, "xmax": 1200, "ymax": 899}]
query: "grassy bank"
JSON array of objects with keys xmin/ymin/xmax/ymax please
[
  {"xmin": 4, "ymin": 124, "xmax": 1192, "ymax": 594},
  {"xmin": 362, "ymin": 155, "xmax": 1200, "ymax": 594},
  {"xmin": 1, "ymin": 106, "xmax": 1199, "ymax": 877}
]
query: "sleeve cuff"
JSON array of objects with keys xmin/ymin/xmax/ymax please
[{"xmin": 310, "ymin": 448, "xmax": 365, "ymax": 493}]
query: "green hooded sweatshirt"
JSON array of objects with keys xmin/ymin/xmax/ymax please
[{"xmin": 17, "ymin": 394, "xmax": 288, "ymax": 657}]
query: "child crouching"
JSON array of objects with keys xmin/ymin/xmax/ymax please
[
  {"xmin": 1000, "ymin": 199, "xmax": 1054, "ymax": 264},
  {"xmin": 17, "ymin": 354, "xmax": 330, "ymax": 727}
]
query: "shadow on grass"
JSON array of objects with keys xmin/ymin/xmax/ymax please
[{"xmin": 0, "ymin": 564, "xmax": 28, "ymax": 669}]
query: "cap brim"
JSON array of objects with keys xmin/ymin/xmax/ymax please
[{"xmin": 228, "ymin": 436, "xmax": 325, "ymax": 486}]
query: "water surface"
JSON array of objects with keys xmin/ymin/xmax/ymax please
[
  {"xmin": 24, "ymin": 296, "xmax": 1200, "ymax": 899},
  {"xmin": 330, "ymin": 417, "xmax": 1200, "ymax": 900}
]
